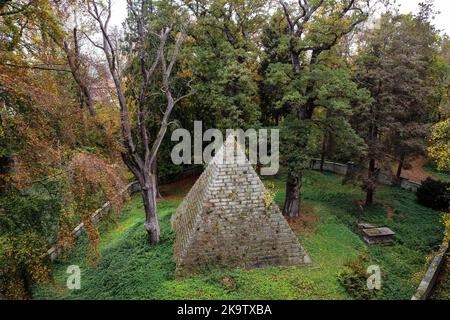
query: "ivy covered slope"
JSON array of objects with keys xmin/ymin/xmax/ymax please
[{"xmin": 33, "ymin": 172, "xmax": 443, "ymax": 300}]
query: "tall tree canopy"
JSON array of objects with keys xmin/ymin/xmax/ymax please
[
  {"xmin": 260, "ymin": 0, "xmax": 372, "ymax": 217},
  {"xmin": 353, "ymin": 7, "xmax": 442, "ymax": 205}
]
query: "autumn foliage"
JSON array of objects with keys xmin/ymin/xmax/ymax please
[{"xmin": 0, "ymin": 1, "xmax": 127, "ymax": 299}]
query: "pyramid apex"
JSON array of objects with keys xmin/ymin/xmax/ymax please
[{"xmin": 209, "ymin": 133, "xmax": 250, "ymax": 167}]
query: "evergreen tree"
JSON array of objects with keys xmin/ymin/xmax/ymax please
[
  {"xmin": 262, "ymin": 0, "xmax": 370, "ymax": 217},
  {"xmin": 353, "ymin": 8, "xmax": 441, "ymax": 205}
]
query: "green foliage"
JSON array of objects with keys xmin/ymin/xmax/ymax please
[
  {"xmin": 0, "ymin": 183, "xmax": 63, "ymax": 242},
  {"xmin": 186, "ymin": 39, "xmax": 261, "ymax": 130},
  {"xmin": 0, "ymin": 182, "xmax": 63, "ymax": 299},
  {"xmin": 0, "ymin": 234, "xmax": 51, "ymax": 300},
  {"xmin": 280, "ymin": 117, "xmax": 314, "ymax": 173},
  {"xmin": 416, "ymin": 178, "xmax": 450, "ymax": 211},
  {"xmin": 34, "ymin": 172, "xmax": 442, "ymax": 300},
  {"xmin": 338, "ymin": 254, "xmax": 380, "ymax": 300},
  {"xmin": 423, "ymin": 161, "xmax": 450, "ymax": 183},
  {"xmin": 176, "ymin": 0, "xmax": 265, "ymax": 131},
  {"xmin": 123, "ymin": 0, "xmax": 264, "ymax": 181},
  {"xmin": 260, "ymin": 5, "xmax": 371, "ymax": 205},
  {"xmin": 429, "ymin": 119, "xmax": 450, "ymax": 172},
  {"xmin": 351, "ymin": 10, "xmax": 443, "ymax": 204},
  {"xmin": 3, "ymin": 0, "xmax": 450, "ymax": 301}
]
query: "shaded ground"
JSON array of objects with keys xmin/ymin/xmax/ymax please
[
  {"xmin": 431, "ymin": 257, "xmax": 450, "ymax": 300},
  {"xmin": 390, "ymin": 160, "xmax": 450, "ymax": 299},
  {"xmin": 392, "ymin": 157, "xmax": 450, "ymax": 184},
  {"xmin": 287, "ymin": 204, "xmax": 318, "ymax": 235},
  {"xmin": 159, "ymin": 174, "xmax": 199, "ymax": 201},
  {"xmin": 33, "ymin": 171, "xmax": 444, "ymax": 300},
  {"xmin": 393, "ymin": 158, "xmax": 431, "ymax": 183}
]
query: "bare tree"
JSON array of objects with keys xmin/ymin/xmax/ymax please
[
  {"xmin": 64, "ymin": 27, "xmax": 97, "ymax": 117},
  {"xmin": 47, "ymin": 3, "xmax": 97, "ymax": 117},
  {"xmin": 86, "ymin": 0, "xmax": 186, "ymax": 244}
]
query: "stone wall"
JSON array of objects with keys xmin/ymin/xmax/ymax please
[
  {"xmin": 412, "ymin": 241, "xmax": 449, "ymax": 300},
  {"xmin": 310, "ymin": 160, "xmax": 349, "ymax": 176},
  {"xmin": 399, "ymin": 179, "xmax": 422, "ymax": 192},
  {"xmin": 310, "ymin": 159, "xmax": 422, "ymax": 192},
  {"xmin": 47, "ymin": 182, "xmax": 141, "ymax": 261},
  {"xmin": 46, "ymin": 167, "xmax": 202, "ymax": 262}
]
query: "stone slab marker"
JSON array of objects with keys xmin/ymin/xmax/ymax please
[{"xmin": 171, "ymin": 135, "xmax": 310, "ymax": 275}]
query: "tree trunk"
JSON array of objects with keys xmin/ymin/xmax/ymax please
[
  {"xmin": 365, "ymin": 187, "xmax": 374, "ymax": 207},
  {"xmin": 141, "ymin": 174, "xmax": 160, "ymax": 244},
  {"xmin": 63, "ymin": 29, "xmax": 97, "ymax": 118},
  {"xmin": 20, "ymin": 265, "xmax": 32, "ymax": 299},
  {"xmin": 291, "ymin": 50, "xmax": 301, "ymax": 75},
  {"xmin": 320, "ymin": 133, "xmax": 327, "ymax": 172},
  {"xmin": 151, "ymin": 158, "xmax": 163, "ymax": 198},
  {"xmin": 80, "ymin": 83, "xmax": 96, "ymax": 118},
  {"xmin": 256, "ymin": 162, "xmax": 261, "ymax": 175},
  {"xmin": 282, "ymin": 50, "xmax": 319, "ymax": 217},
  {"xmin": 396, "ymin": 154, "xmax": 405, "ymax": 180},
  {"xmin": 282, "ymin": 45, "xmax": 321, "ymax": 219},
  {"xmin": 283, "ymin": 172, "xmax": 302, "ymax": 218},
  {"xmin": 365, "ymin": 158, "xmax": 376, "ymax": 207},
  {"xmin": 289, "ymin": 37, "xmax": 301, "ymax": 75}
]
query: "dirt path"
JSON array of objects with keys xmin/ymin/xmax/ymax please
[
  {"xmin": 392, "ymin": 157, "xmax": 431, "ymax": 184},
  {"xmin": 158, "ymin": 174, "xmax": 199, "ymax": 201}
]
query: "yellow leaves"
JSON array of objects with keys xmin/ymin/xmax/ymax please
[
  {"xmin": 0, "ymin": 233, "xmax": 51, "ymax": 299},
  {"xmin": 185, "ymin": 35, "xmax": 196, "ymax": 44},
  {"xmin": 84, "ymin": 220, "xmax": 101, "ymax": 265},
  {"xmin": 430, "ymin": 120, "xmax": 450, "ymax": 240},
  {"xmin": 55, "ymin": 151, "xmax": 127, "ymax": 260},
  {"xmin": 429, "ymin": 119, "xmax": 450, "ymax": 172},
  {"xmin": 178, "ymin": 68, "xmax": 193, "ymax": 78},
  {"xmin": 57, "ymin": 206, "xmax": 76, "ymax": 251},
  {"xmin": 443, "ymin": 212, "xmax": 450, "ymax": 242},
  {"xmin": 251, "ymin": 69, "xmax": 264, "ymax": 82},
  {"xmin": 263, "ymin": 182, "xmax": 276, "ymax": 209}
]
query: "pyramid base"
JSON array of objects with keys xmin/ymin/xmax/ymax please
[{"xmin": 175, "ymin": 249, "xmax": 312, "ymax": 278}]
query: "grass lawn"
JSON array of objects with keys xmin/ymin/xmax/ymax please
[
  {"xmin": 423, "ymin": 161, "xmax": 450, "ymax": 183},
  {"xmin": 421, "ymin": 161, "xmax": 450, "ymax": 300},
  {"xmin": 33, "ymin": 171, "xmax": 444, "ymax": 300}
]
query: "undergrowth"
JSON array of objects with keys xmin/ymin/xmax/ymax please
[{"xmin": 34, "ymin": 171, "xmax": 443, "ymax": 300}]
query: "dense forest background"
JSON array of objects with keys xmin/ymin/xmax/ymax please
[{"xmin": 1, "ymin": 0, "xmax": 449, "ymax": 299}]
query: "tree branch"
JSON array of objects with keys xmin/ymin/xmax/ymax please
[{"xmin": 1, "ymin": 62, "xmax": 71, "ymax": 73}]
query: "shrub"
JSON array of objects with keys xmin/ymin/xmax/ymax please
[
  {"xmin": 0, "ymin": 184, "xmax": 62, "ymax": 299},
  {"xmin": 416, "ymin": 178, "xmax": 450, "ymax": 211},
  {"xmin": 337, "ymin": 254, "xmax": 380, "ymax": 300}
]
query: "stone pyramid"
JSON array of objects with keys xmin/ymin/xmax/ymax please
[{"xmin": 171, "ymin": 135, "xmax": 310, "ymax": 275}]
